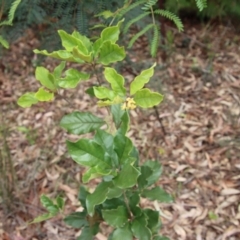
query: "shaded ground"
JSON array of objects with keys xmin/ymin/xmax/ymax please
[{"xmin": 0, "ymin": 21, "xmax": 240, "ymax": 240}]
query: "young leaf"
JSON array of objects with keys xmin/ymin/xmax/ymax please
[
  {"xmin": 86, "ymin": 182, "xmax": 112, "ymax": 216},
  {"xmin": 102, "ymin": 206, "xmax": 128, "ymax": 228},
  {"xmin": 138, "ymin": 166, "xmax": 153, "ymax": 189},
  {"xmin": 66, "ymin": 139, "xmax": 110, "ymax": 168},
  {"xmin": 104, "ymin": 68, "xmax": 126, "ymax": 96},
  {"xmin": 40, "ymin": 195, "xmax": 59, "ymax": 214},
  {"xmin": 72, "ymin": 31, "xmax": 92, "ymax": 51},
  {"xmin": 34, "ymin": 87, "xmax": 54, "ymax": 102},
  {"xmin": 58, "ymin": 30, "xmax": 88, "ymax": 54},
  {"xmin": 113, "ymin": 160, "xmax": 140, "ymax": 189},
  {"xmin": 97, "ymin": 41, "xmax": 125, "ymax": 65},
  {"xmin": 93, "ymin": 86, "xmax": 116, "ymax": 100},
  {"xmin": 134, "ymin": 89, "xmax": 163, "ymax": 108},
  {"xmin": 101, "ymin": 25, "xmax": 120, "ymax": 43},
  {"xmin": 53, "ymin": 61, "xmax": 66, "ymax": 79},
  {"xmin": 130, "ymin": 63, "xmax": 156, "ymax": 95},
  {"xmin": 56, "ymin": 196, "xmax": 65, "ymax": 210},
  {"xmin": 17, "ymin": 92, "xmax": 38, "ymax": 108},
  {"xmin": 29, "ymin": 213, "xmax": 56, "ymax": 224},
  {"xmin": 58, "ymin": 69, "xmax": 90, "ymax": 89},
  {"xmin": 141, "ymin": 187, "xmax": 173, "ymax": 203},
  {"xmin": 64, "ymin": 211, "xmax": 88, "ymax": 228},
  {"xmin": 111, "ymin": 224, "xmax": 133, "ymax": 240},
  {"xmin": 35, "ymin": 67, "xmax": 56, "ymax": 91},
  {"xmin": 131, "ymin": 215, "xmax": 152, "ymax": 240},
  {"xmin": 33, "ymin": 49, "xmax": 83, "ymax": 63},
  {"xmin": 60, "ymin": 112, "xmax": 105, "ymax": 135},
  {"xmin": 72, "ymin": 47, "xmax": 92, "ymax": 63}
]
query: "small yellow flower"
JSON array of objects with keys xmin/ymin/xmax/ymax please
[{"xmin": 121, "ymin": 97, "xmax": 136, "ymax": 110}]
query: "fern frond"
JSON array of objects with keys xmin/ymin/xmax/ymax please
[
  {"xmin": 195, "ymin": 0, "xmax": 207, "ymax": 11},
  {"xmin": 154, "ymin": 9, "xmax": 184, "ymax": 32},
  {"xmin": 142, "ymin": 0, "xmax": 158, "ymax": 11},
  {"xmin": 123, "ymin": 12, "xmax": 149, "ymax": 34},
  {"xmin": 128, "ymin": 23, "xmax": 154, "ymax": 48},
  {"xmin": 0, "ymin": 0, "xmax": 22, "ymax": 26},
  {"xmin": 117, "ymin": 0, "xmax": 146, "ymax": 18},
  {"xmin": 150, "ymin": 24, "xmax": 159, "ymax": 57}
]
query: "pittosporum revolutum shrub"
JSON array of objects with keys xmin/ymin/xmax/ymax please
[{"xmin": 17, "ymin": 20, "xmax": 173, "ymax": 240}]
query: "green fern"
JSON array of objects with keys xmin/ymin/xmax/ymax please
[
  {"xmin": 195, "ymin": 0, "xmax": 207, "ymax": 11},
  {"xmin": 128, "ymin": 23, "xmax": 154, "ymax": 48},
  {"xmin": 0, "ymin": 0, "xmax": 22, "ymax": 26},
  {"xmin": 123, "ymin": 12, "xmax": 149, "ymax": 34},
  {"xmin": 150, "ymin": 24, "xmax": 159, "ymax": 57},
  {"xmin": 142, "ymin": 0, "xmax": 158, "ymax": 11},
  {"xmin": 117, "ymin": 0, "xmax": 146, "ymax": 18},
  {"xmin": 154, "ymin": 9, "xmax": 184, "ymax": 31}
]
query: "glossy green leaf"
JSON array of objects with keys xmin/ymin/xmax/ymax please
[
  {"xmin": 53, "ymin": 61, "xmax": 66, "ymax": 79},
  {"xmin": 111, "ymin": 104, "xmax": 125, "ymax": 128},
  {"xmin": 58, "ymin": 30, "xmax": 88, "ymax": 54},
  {"xmin": 35, "ymin": 67, "xmax": 56, "ymax": 91},
  {"xmin": 118, "ymin": 111, "xmax": 130, "ymax": 135},
  {"xmin": 77, "ymin": 226, "xmax": 94, "ymax": 240},
  {"xmin": 40, "ymin": 195, "xmax": 59, "ymax": 214},
  {"xmin": 78, "ymin": 186, "xmax": 89, "ymax": 208},
  {"xmin": 104, "ymin": 67, "xmax": 126, "ymax": 96},
  {"xmin": 111, "ymin": 224, "xmax": 133, "ymax": 240},
  {"xmin": 130, "ymin": 63, "xmax": 156, "ymax": 95},
  {"xmin": 93, "ymin": 86, "xmax": 116, "ymax": 100},
  {"xmin": 131, "ymin": 215, "xmax": 152, "ymax": 240},
  {"xmin": 143, "ymin": 209, "xmax": 160, "ymax": 232},
  {"xmin": 113, "ymin": 160, "xmax": 140, "ymax": 189},
  {"xmin": 34, "ymin": 87, "xmax": 54, "ymax": 102},
  {"xmin": 153, "ymin": 236, "xmax": 170, "ymax": 240},
  {"xmin": 138, "ymin": 166, "xmax": 153, "ymax": 189},
  {"xmin": 141, "ymin": 187, "xmax": 173, "ymax": 203},
  {"xmin": 0, "ymin": 35, "xmax": 9, "ymax": 49},
  {"xmin": 129, "ymin": 193, "xmax": 142, "ymax": 217},
  {"xmin": 94, "ymin": 129, "xmax": 114, "ymax": 153},
  {"xmin": 66, "ymin": 139, "xmax": 110, "ymax": 168},
  {"xmin": 86, "ymin": 182, "xmax": 112, "ymax": 216},
  {"xmin": 58, "ymin": 69, "xmax": 90, "ymax": 89},
  {"xmin": 64, "ymin": 211, "xmax": 88, "ymax": 228},
  {"xmin": 114, "ymin": 132, "xmax": 133, "ymax": 165},
  {"xmin": 29, "ymin": 212, "xmax": 56, "ymax": 224},
  {"xmin": 60, "ymin": 112, "xmax": 105, "ymax": 135},
  {"xmin": 17, "ymin": 92, "xmax": 38, "ymax": 108},
  {"xmin": 143, "ymin": 160, "xmax": 162, "ymax": 186},
  {"xmin": 134, "ymin": 89, "xmax": 163, "ymax": 108},
  {"xmin": 33, "ymin": 49, "xmax": 83, "ymax": 63},
  {"xmin": 107, "ymin": 187, "xmax": 123, "ymax": 199},
  {"xmin": 97, "ymin": 41, "xmax": 125, "ymax": 65},
  {"xmin": 102, "ymin": 206, "xmax": 128, "ymax": 228}
]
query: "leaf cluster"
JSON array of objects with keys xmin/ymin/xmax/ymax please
[{"xmin": 18, "ymin": 21, "xmax": 171, "ymax": 239}]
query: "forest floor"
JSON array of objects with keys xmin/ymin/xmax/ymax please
[{"xmin": 0, "ymin": 21, "xmax": 240, "ymax": 240}]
